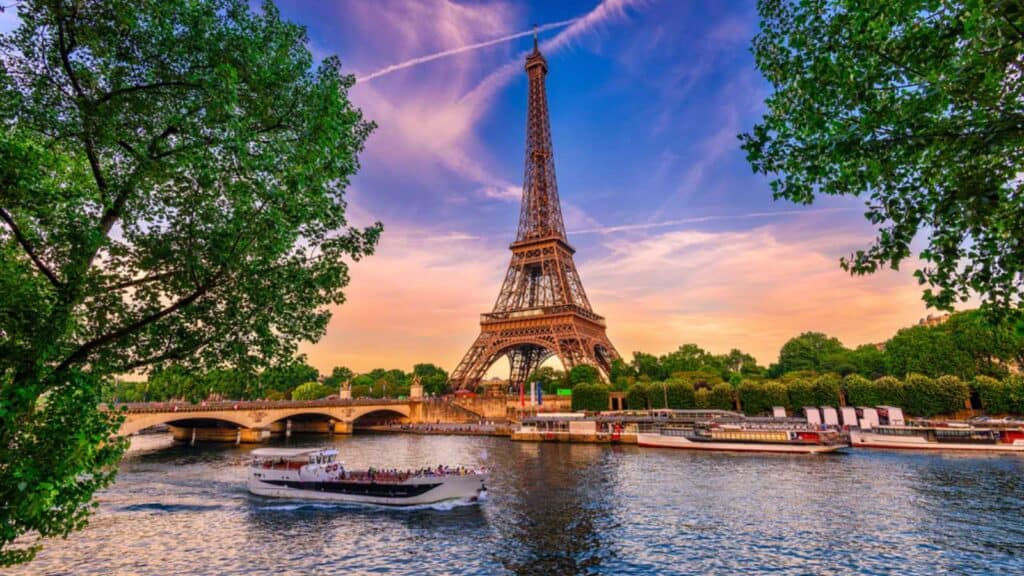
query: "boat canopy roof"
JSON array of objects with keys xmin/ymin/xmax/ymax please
[{"xmin": 250, "ymin": 447, "xmax": 337, "ymax": 460}]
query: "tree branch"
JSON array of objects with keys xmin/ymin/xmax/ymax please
[
  {"xmin": 54, "ymin": 276, "xmax": 221, "ymax": 373},
  {"xmin": 0, "ymin": 207, "xmax": 62, "ymax": 289},
  {"xmin": 95, "ymin": 81, "xmax": 200, "ymax": 104},
  {"xmin": 104, "ymin": 270, "xmax": 177, "ymax": 291}
]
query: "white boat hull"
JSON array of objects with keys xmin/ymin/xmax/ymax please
[
  {"xmin": 636, "ymin": 432, "xmax": 845, "ymax": 454},
  {"xmin": 248, "ymin": 474, "xmax": 487, "ymax": 506},
  {"xmin": 850, "ymin": 430, "xmax": 1024, "ymax": 452}
]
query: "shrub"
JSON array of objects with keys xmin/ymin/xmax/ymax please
[
  {"xmin": 739, "ymin": 380, "xmax": 787, "ymax": 415},
  {"xmin": 786, "ymin": 378, "xmax": 816, "ymax": 412},
  {"xmin": 694, "ymin": 388, "xmax": 711, "ymax": 409},
  {"xmin": 664, "ymin": 380, "xmax": 697, "ymax": 409},
  {"xmin": 1006, "ymin": 375, "xmax": 1024, "ymax": 415},
  {"xmin": 571, "ymin": 383, "xmax": 611, "ymax": 412},
  {"xmin": 874, "ymin": 376, "xmax": 905, "ymax": 407},
  {"xmin": 811, "ymin": 373, "xmax": 842, "ymax": 406},
  {"xmin": 972, "ymin": 375, "xmax": 1007, "ymax": 414},
  {"xmin": 934, "ymin": 375, "xmax": 970, "ymax": 415},
  {"xmin": 842, "ymin": 374, "xmax": 878, "ymax": 406},
  {"xmin": 709, "ymin": 383, "xmax": 736, "ymax": 411},
  {"xmin": 291, "ymin": 381, "xmax": 334, "ymax": 401},
  {"xmin": 626, "ymin": 383, "xmax": 656, "ymax": 410},
  {"xmin": 902, "ymin": 374, "xmax": 940, "ymax": 417}
]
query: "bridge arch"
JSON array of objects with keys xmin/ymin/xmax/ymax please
[{"xmin": 119, "ymin": 412, "xmax": 254, "ymax": 436}]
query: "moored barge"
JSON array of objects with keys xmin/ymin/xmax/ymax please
[{"xmin": 637, "ymin": 421, "xmax": 846, "ymax": 454}]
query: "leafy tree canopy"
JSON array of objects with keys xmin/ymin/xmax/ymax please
[
  {"xmin": 323, "ymin": 366, "xmax": 354, "ymax": 389},
  {"xmin": 0, "ymin": 0, "xmax": 377, "ymax": 564},
  {"xmin": 742, "ymin": 0, "xmax": 1024, "ymax": 312},
  {"xmin": 774, "ymin": 332, "xmax": 848, "ymax": 375},
  {"xmin": 412, "ymin": 363, "xmax": 448, "ymax": 396}
]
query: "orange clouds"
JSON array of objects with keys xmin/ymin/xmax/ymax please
[{"xmin": 301, "ymin": 216, "xmax": 931, "ymax": 375}]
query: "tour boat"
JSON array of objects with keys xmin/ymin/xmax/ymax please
[
  {"xmin": 849, "ymin": 422, "xmax": 1024, "ymax": 452},
  {"xmin": 248, "ymin": 448, "xmax": 488, "ymax": 506},
  {"xmin": 636, "ymin": 421, "xmax": 847, "ymax": 454}
]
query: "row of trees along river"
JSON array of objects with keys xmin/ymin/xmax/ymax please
[{"xmin": 105, "ymin": 309, "xmax": 1024, "ymax": 420}]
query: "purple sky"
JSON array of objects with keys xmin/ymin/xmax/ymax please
[{"xmin": 0, "ymin": 1, "xmax": 938, "ymax": 375}]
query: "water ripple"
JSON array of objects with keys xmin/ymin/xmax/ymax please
[{"xmin": 10, "ymin": 435, "xmax": 1024, "ymax": 575}]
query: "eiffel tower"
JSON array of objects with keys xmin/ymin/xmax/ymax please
[{"xmin": 449, "ymin": 34, "xmax": 619, "ymax": 391}]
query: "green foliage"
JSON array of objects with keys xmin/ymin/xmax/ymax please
[
  {"xmin": 842, "ymin": 374, "xmax": 879, "ymax": 407},
  {"xmin": 874, "ymin": 376, "xmax": 906, "ymax": 407},
  {"xmin": 739, "ymin": 380, "xmax": 787, "ymax": 416},
  {"xmin": 571, "ymin": 383, "xmax": 610, "ymax": 412},
  {"xmin": 323, "ymin": 367, "xmax": 354, "ymax": 389},
  {"xmin": 1005, "ymin": 375, "xmax": 1024, "ymax": 415},
  {"xmin": 849, "ymin": 345, "xmax": 887, "ymax": 379},
  {"xmin": 528, "ymin": 366, "xmax": 565, "ymax": 394},
  {"xmin": 709, "ymin": 383, "xmax": 736, "ymax": 411},
  {"xmin": 0, "ymin": 373, "xmax": 127, "ymax": 566},
  {"xmin": 694, "ymin": 387, "xmax": 711, "ymax": 409},
  {"xmin": 775, "ymin": 332, "xmax": 847, "ymax": 375},
  {"xmin": 412, "ymin": 363, "xmax": 449, "ymax": 396},
  {"xmin": 972, "ymin": 375, "xmax": 1009, "ymax": 414},
  {"xmin": 902, "ymin": 374, "xmax": 942, "ymax": 417},
  {"xmin": 259, "ymin": 361, "xmax": 319, "ymax": 398},
  {"xmin": 566, "ymin": 364, "xmax": 601, "ymax": 388},
  {"xmin": 1, "ymin": 0, "xmax": 378, "ymax": 563},
  {"xmin": 811, "ymin": 374, "xmax": 842, "ymax": 407},
  {"xmin": 626, "ymin": 382, "xmax": 662, "ymax": 410},
  {"xmin": 290, "ymin": 381, "xmax": 334, "ymax": 401},
  {"xmin": 935, "ymin": 375, "xmax": 971, "ymax": 415},
  {"xmin": 203, "ymin": 368, "xmax": 251, "ymax": 400},
  {"xmin": 742, "ymin": 0, "xmax": 1024, "ymax": 312},
  {"xmin": 663, "ymin": 380, "xmax": 697, "ymax": 409},
  {"xmin": 885, "ymin": 325, "xmax": 973, "ymax": 379},
  {"xmin": 785, "ymin": 378, "xmax": 816, "ymax": 412}
]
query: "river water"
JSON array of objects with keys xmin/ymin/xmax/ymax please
[{"xmin": 11, "ymin": 433, "xmax": 1024, "ymax": 575}]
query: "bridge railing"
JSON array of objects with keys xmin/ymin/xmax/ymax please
[{"xmin": 112, "ymin": 397, "xmax": 413, "ymax": 414}]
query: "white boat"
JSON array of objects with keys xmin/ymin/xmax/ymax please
[
  {"xmin": 248, "ymin": 447, "xmax": 487, "ymax": 506},
  {"xmin": 850, "ymin": 423, "xmax": 1024, "ymax": 452},
  {"xmin": 637, "ymin": 422, "xmax": 847, "ymax": 454}
]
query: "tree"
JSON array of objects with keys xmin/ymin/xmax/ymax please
[
  {"xmin": 661, "ymin": 344, "xmax": 710, "ymax": 376},
  {"xmin": 527, "ymin": 366, "xmax": 564, "ymax": 394},
  {"xmin": 885, "ymin": 325, "xmax": 972, "ymax": 379},
  {"xmin": 412, "ymin": 363, "xmax": 448, "ymax": 396},
  {"xmin": 258, "ymin": 361, "xmax": 319, "ymax": 399},
  {"xmin": 775, "ymin": 332, "xmax": 848, "ymax": 374},
  {"xmin": 323, "ymin": 366, "xmax": 354, "ymax": 389},
  {"xmin": 942, "ymin": 310, "xmax": 1024, "ymax": 378},
  {"xmin": 848, "ymin": 345, "xmax": 887, "ymax": 379},
  {"xmin": 0, "ymin": 1, "xmax": 378, "ymax": 564},
  {"xmin": 571, "ymin": 383, "xmax": 611, "ymax": 412},
  {"xmin": 290, "ymin": 381, "xmax": 334, "ymax": 401},
  {"xmin": 742, "ymin": 0, "xmax": 1024, "ymax": 312},
  {"xmin": 566, "ymin": 364, "xmax": 601, "ymax": 388},
  {"xmin": 204, "ymin": 368, "xmax": 251, "ymax": 400},
  {"xmin": 631, "ymin": 352, "xmax": 663, "ymax": 381}
]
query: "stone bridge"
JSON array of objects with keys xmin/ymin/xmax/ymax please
[
  {"xmin": 114, "ymin": 396, "xmax": 510, "ymax": 443},
  {"xmin": 116, "ymin": 398, "xmax": 420, "ymax": 442}
]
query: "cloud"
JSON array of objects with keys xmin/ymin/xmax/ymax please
[
  {"xmin": 357, "ymin": 18, "xmax": 578, "ymax": 83},
  {"xmin": 303, "ymin": 208, "xmax": 928, "ymax": 376},
  {"xmin": 569, "ymin": 207, "xmax": 857, "ymax": 235},
  {"xmin": 581, "ymin": 223, "xmax": 929, "ymax": 365}
]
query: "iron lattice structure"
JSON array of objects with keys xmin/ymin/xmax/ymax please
[{"xmin": 450, "ymin": 39, "xmax": 619, "ymax": 391}]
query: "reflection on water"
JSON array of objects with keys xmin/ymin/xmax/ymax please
[{"xmin": 11, "ymin": 434, "xmax": 1024, "ymax": 575}]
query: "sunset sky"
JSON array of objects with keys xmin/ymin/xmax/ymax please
[
  {"xmin": 0, "ymin": 1, "xmax": 937, "ymax": 376},
  {"xmin": 272, "ymin": 0, "xmax": 938, "ymax": 376}
]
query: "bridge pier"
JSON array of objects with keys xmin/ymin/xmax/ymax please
[
  {"xmin": 170, "ymin": 426, "xmax": 269, "ymax": 444},
  {"xmin": 333, "ymin": 421, "xmax": 353, "ymax": 434}
]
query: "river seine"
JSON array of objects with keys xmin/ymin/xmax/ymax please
[{"xmin": 11, "ymin": 433, "xmax": 1024, "ymax": 575}]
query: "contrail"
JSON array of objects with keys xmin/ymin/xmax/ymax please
[
  {"xmin": 568, "ymin": 208, "xmax": 857, "ymax": 236},
  {"xmin": 356, "ymin": 18, "xmax": 578, "ymax": 83}
]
